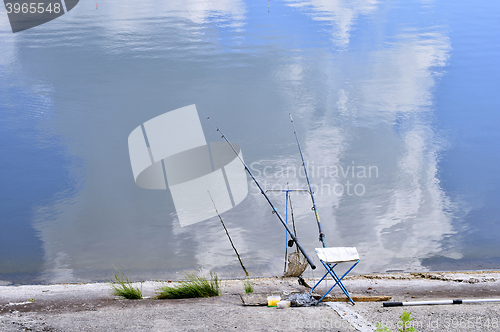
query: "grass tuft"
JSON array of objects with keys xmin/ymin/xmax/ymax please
[
  {"xmin": 156, "ymin": 271, "xmax": 221, "ymax": 299},
  {"xmin": 110, "ymin": 269, "xmax": 142, "ymax": 300},
  {"xmin": 243, "ymin": 279, "xmax": 253, "ymax": 294},
  {"xmin": 376, "ymin": 310, "xmax": 418, "ymax": 332}
]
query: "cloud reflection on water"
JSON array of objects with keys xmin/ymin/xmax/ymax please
[
  {"xmin": 284, "ymin": 0, "xmax": 378, "ymax": 47},
  {"xmin": 265, "ymin": 26, "xmax": 458, "ymax": 273},
  {"xmin": 5, "ymin": 0, "xmax": 465, "ymax": 283}
]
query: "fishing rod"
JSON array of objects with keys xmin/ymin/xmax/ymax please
[
  {"xmin": 208, "ymin": 191, "xmax": 249, "ymax": 277},
  {"xmin": 199, "ymin": 109, "xmax": 316, "ymax": 270},
  {"xmin": 289, "ymin": 113, "xmax": 326, "ymax": 248},
  {"xmin": 383, "ymin": 298, "xmax": 500, "ymax": 307}
]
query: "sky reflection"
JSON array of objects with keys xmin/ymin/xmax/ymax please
[{"xmin": 1, "ymin": 0, "xmax": 499, "ymax": 284}]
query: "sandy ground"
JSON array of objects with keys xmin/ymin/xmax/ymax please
[{"xmin": 1, "ymin": 271, "xmax": 500, "ymax": 331}]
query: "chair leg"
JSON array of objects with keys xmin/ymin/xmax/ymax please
[
  {"xmin": 329, "ymin": 268, "xmax": 354, "ymax": 305},
  {"xmin": 331, "ymin": 260, "xmax": 359, "ymax": 304},
  {"xmin": 316, "ymin": 260, "xmax": 360, "ymax": 305},
  {"xmin": 316, "ymin": 262, "xmax": 345, "ymax": 304},
  {"xmin": 310, "ymin": 263, "xmax": 337, "ymax": 294}
]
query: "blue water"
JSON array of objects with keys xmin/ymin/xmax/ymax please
[{"xmin": 1, "ymin": 0, "xmax": 499, "ymax": 284}]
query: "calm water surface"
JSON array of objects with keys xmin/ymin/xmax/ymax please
[{"xmin": 1, "ymin": 0, "xmax": 499, "ymax": 284}]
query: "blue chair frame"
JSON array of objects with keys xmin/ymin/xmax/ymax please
[{"xmin": 310, "ymin": 247, "xmax": 360, "ymax": 305}]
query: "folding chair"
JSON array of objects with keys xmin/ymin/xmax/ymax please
[{"xmin": 310, "ymin": 247, "xmax": 360, "ymax": 305}]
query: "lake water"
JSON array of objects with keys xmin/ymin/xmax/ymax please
[{"xmin": 1, "ymin": 0, "xmax": 499, "ymax": 285}]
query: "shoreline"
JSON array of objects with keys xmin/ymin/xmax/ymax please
[
  {"xmin": 2, "ymin": 270, "xmax": 500, "ymax": 306},
  {"xmin": 2, "ymin": 271, "xmax": 500, "ymax": 331},
  {"xmin": 3, "ymin": 269, "xmax": 500, "ymax": 285}
]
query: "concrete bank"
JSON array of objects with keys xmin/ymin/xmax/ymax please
[{"xmin": 1, "ymin": 271, "xmax": 500, "ymax": 331}]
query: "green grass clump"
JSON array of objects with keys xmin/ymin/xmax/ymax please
[
  {"xmin": 376, "ymin": 310, "xmax": 418, "ymax": 332},
  {"xmin": 243, "ymin": 279, "xmax": 253, "ymax": 294},
  {"xmin": 110, "ymin": 270, "xmax": 142, "ymax": 300},
  {"xmin": 156, "ymin": 271, "xmax": 221, "ymax": 299}
]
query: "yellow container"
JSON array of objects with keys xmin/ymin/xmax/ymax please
[{"xmin": 267, "ymin": 296, "xmax": 281, "ymax": 307}]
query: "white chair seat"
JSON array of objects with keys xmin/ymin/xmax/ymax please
[
  {"xmin": 311, "ymin": 247, "xmax": 360, "ymax": 305},
  {"xmin": 315, "ymin": 247, "xmax": 359, "ymax": 263}
]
